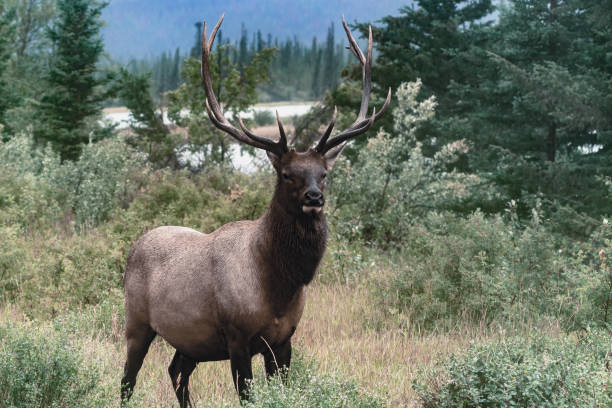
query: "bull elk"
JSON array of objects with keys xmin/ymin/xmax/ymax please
[{"xmin": 121, "ymin": 13, "xmax": 390, "ymax": 407}]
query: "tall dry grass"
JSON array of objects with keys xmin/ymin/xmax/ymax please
[{"xmin": 38, "ymin": 280, "xmax": 500, "ymax": 407}]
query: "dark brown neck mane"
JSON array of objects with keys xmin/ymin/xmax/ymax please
[{"xmin": 254, "ymin": 185, "xmax": 328, "ymax": 310}]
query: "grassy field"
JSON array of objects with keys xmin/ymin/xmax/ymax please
[
  {"xmin": 1, "ymin": 277, "xmax": 566, "ymax": 408},
  {"xmin": 1, "ymin": 134, "xmax": 610, "ymax": 407}
]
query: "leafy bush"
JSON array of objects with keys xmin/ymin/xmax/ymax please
[
  {"xmin": 0, "ymin": 134, "xmax": 147, "ymax": 228},
  {"xmin": 253, "ymin": 109, "xmax": 275, "ymax": 126},
  {"xmin": 0, "ymin": 136, "xmax": 64, "ymax": 230},
  {"xmin": 0, "ymin": 226, "xmax": 126, "ymax": 318},
  {"xmin": 329, "ymin": 81, "xmax": 477, "ymax": 245},
  {"xmin": 120, "ymin": 167, "xmax": 271, "ymax": 232},
  {"xmin": 415, "ymin": 330, "xmax": 612, "ymax": 408},
  {"xmin": 375, "ymin": 208, "xmax": 612, "ymax": 330},
  {"xmin": 217, "ymin": 352, "xmax": 384, "ymax": 408},
  {"xmin": 66, "ymin": 137, "xmax": 147, "ymax": 226},
  {"xmin": 0, "ymin": 322, "xmax": 108, "ymax": 408}
]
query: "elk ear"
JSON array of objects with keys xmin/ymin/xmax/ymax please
[
  {"xmin": 323, "ymin": 143, "xmax": 347, "ymax": 170},
  {"xmin": 267, "ymin": 150, "xmax": 282, "ymax": 169}
]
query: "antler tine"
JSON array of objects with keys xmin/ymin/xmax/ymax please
[
  {"xmin": 318, "ymin": 17, "xmax": 391, "ymax": 154},
  {"xmin": 322, "ymin": 108, "xmax": 376, "ymax": 153},
  {"xmin": 237, "ymin": 115, "xmax": 269, "ymax": 144},
  {"xmin": 275, "ymin": 111, "xmax": 289, "ymax": 152},
  {"xmin": 201, "ymin": 15, "xmax": 285, "ymax": 153},
  {"xmin": 341, "ymin": 16, "xmax": 371, "ymax": 125},
  {"xmin": 342, "ymin": 15, "xmax": 365, "ymax": 64},
  {"xmin": 315, "ymin": 106, "xmax": 337, "ymax": 152},
  {"xmin": 207, "ymin": 13, "xmax": 224, "ymax": 52}
]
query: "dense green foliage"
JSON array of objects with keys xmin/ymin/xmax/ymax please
[
  {"xmin": 238, "ymin": 354, "xmax": 383, "ymax": 408},
  {"xmin": 373, "ymin": 210, "xmax": 612, "ymax": 331},
  {"xmin": 354, "ymin": 0, "xmax": 611, "ymax": 222},
  {"xmin": 34, "ymin": 0, "xmax": 110, "ymax": 161},
  {"xmin": 330, "ymin": 81, "xmax": 475, "ymax": 244},
  {"xmin": 416, "ymin": 330, "xmax": 612, "ymax": 407},
  {"xmin": 0, "ymin": 321, "xmax": 108, "ymax": 408},
  {"xmin": 125, "ymin": 21, "xmax": 349, "ymax": 103},
  {"xmin": 327, "ymin": 80, "xmax": 611, "ymax": 331}
]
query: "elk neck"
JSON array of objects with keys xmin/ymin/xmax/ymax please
[{"xmin": 252, "ymin": 186, "xmax": 328, "ymax": 308}]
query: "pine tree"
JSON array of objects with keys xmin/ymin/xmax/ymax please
[
  {"xmin": 158, "ymin": 51, "xmax": 168, "ymax": 95},
  {"xmin": 35, "ymin": 0, "xmax": 107, "ymax": 161},
  {"xmin": 190, "ymin": 22, "xmax": 202, "ymax": 58},
  {"xmin": 256, "ymin": 30, "xmax": 264, "ymax": 52},
  {"xmin": 0, "ymin": 5, "xmax": 16, "ymax": 128},
  {"xmin": 238, "ymin": 23, "xmax": 248, "ymax": 74},
  {"xmin": 312, "ymin": 48, "xmax": 322, "ymax": 98},
  {"xmin": 322, "ymin": 22, "xmax": 337, "ymax": 90},
  {"xmin": 170, "ymin": 48, "xmax": 181, "ymax": 90}
]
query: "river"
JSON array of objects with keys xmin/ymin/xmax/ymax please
[{"xmin": 103, "ymin": 103, "xmax": 314, "ymax": 173}]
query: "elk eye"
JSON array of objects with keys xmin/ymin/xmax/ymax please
[{"xmin": 282, "ymin": 173, "xmax": 292, "ymax": 182}]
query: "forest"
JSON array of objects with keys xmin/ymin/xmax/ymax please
[
  {"xmin": 0, "ymin": 0, "xmax": 611, "ymax": 407},
  {"xmin": 124, "ymin": 20, "xmax": 349, "ymax": 102}
]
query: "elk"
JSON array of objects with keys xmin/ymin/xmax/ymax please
[{"xmin": 121, "ymin": 14, "xmax": 390, "ymax": 407}]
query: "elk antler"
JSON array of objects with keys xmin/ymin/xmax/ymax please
[
  {"xmin": 201, "ymin": 14, "xmax": 289, "ymax": 155},
  {"xmin": 315, "ymin": 15, "xmax": 392, "ymax": 154}
]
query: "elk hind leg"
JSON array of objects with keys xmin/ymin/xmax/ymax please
[
  {"xmin": 121, "ymin": 325, "xmax": 156, "ymax": 403},
  {"xmin": 168, "ymin": 351, "xmax": 197, "ymax": 408}
]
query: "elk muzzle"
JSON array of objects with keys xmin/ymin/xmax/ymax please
[{"xmin": 302, "ymin": 189, "xmax": 324, "ymax": 214}]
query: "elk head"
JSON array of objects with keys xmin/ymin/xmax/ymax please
[{"xmin": 201, "ymin": 14, "xmax": 391, "ymax": 217}]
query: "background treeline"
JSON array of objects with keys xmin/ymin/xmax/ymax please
[{"xmin": 124, "ymin": 21, "xmax": 349, "ymax": 102}]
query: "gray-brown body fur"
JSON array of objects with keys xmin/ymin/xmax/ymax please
[
  {"xmin": 124, "ymin": 204, "xmax": 326, "ymax": 362},
  {"xmin": 121, "ymin": 154, "xmax": 330, "ymax": 406}
]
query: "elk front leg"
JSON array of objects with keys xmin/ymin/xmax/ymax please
[
  {"xmin": 229, "ymin": 345, "xmax": 253, "ymax": 401},
  {"xmin": 263, "ymin": 339, "xmax": 292, "ymax": 379}
]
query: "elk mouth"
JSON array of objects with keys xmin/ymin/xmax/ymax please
[{"xmin": 302, "ymin": 201, "xmax": 324, "ymax": 214}]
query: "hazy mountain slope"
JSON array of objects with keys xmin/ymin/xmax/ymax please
[{"xmin": 102, "ymin": 0, "xmax": 411, "ymax": 59}]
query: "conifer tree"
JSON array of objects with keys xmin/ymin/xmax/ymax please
[
  {"xmin": 322, "ymin": 22, "xmax": 337, "ymax": 90},
  {"xmin": 0, "ymin": 5, "xmax": 16, "ymax": 128},
  {"xmin": 189, "ymin": 22, "xmax": 202, "ymax": 58},
  {"xmin": 35, "ymin": 0, "xmax": 107, "ymax": 161},
  {"xmin": 312, "ymin": 48, "xmax": 322, "ymax": 98},
  {"xmin": 238, "ymin": 23, "xmax": 248, "ymax": 74},
  {"xmin": 170, "ymin": 48, "xmax": 181, "ymax": 90}
]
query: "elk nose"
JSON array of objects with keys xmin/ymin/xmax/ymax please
[{"xmin": 304, "ymin": 190, "xmax": 322, "ymax": 202}]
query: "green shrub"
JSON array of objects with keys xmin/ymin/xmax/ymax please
[
  {"xmin": 329, "ymin": 81, "xmax": 477, "ymax": 245},
  {"xmin": 53, "ymin": 289, "xmax": 125, "ymax": 341},
  {"xmin": 415, "ymin": 330, "xmax": 612, "ymax": 408},
  {"xmin": 67, "ymin": 137, "xmax": 147, "ymax": 227},
  {"xmin": 0, "ymin": 134, "xmax": 147, "ymax": 229},
  {"xmin": 375, "ymin": 209, "xmax": 612, "ymax": 330},
  {"xmin": 0, "ymin": 137, "xmax": 65, "ymax": 230},
  {"xmin": 210, "ymin": 352, "xmax": 384, "ymax": 408},
  {"xmin": 0, "ymin": 322, "xmax": 107, "ymax": 408},
  {"xmin": 253, "ymin": 109, "xmax": 275, "ymax": 126},
  {"xmin": 121, "ymin": 167, "xmax": 271, "ymax": 232}
]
